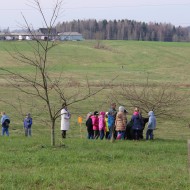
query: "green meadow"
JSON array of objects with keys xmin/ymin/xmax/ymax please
[{"xmin": 0, "ymin": 40, "xmax": 190, "ymax": 189}]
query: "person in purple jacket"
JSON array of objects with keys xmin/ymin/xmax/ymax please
[{"xmin": 23, "ymin": 113, "xmax": 33, "ymax": 137}]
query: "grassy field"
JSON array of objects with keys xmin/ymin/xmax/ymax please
[
  {"xmin": 0, "ymin": 135, "xmax": 189, "ymax": 190},
  {"xmin": 0, "ymin": 40, "xmax": 190, "ymax": 189}
]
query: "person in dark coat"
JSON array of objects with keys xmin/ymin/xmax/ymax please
[
  {"xmin": 139, "ymin": 113, "xmax": 149, "ymax": 139},
  {"xmin": 125, "ymin": 120, "xmax": 133, "ymax": 140},
  {"xmin": 86, "ymin": 112, "xmax": 94, "ymax": 139},
  {"xmin": 131, "ymin": 107, "xmax": 144, "ymax": 140}
]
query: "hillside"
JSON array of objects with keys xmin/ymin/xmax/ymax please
[
  {"xmin": 0, "ymin": 40, "xmax": 190, "ymax": 136},
  {"xmin": 0, "ymin": 40, "xmax": 190, "ymax": 189}
]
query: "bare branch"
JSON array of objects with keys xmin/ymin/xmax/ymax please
[{"xmin": 111, "ymin": 80, "xmax": 187, "ymax": 119}]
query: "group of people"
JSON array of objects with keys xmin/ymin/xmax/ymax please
[
  {"xmin": 85, "ymin": 103, "xmax": 157, "ymax": 140},
  {"xmin": 59, "ymin": 103, "xmax": 157, "ymax": 141},
  {"xmin": 0, "ymin": 104, "xmax": 71, "ymax": 139},
  {"xmin": 1, "ymin": 103, "xmax": 156, "ymax": 141},
  {"xmin": 1, "ymin": 112, "xmax": 32, "ymax": 137}
]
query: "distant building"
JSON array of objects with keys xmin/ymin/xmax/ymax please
[
  {"xmin": 0, "ymin": 32, "xmax": 32, "ymax": 41},
  {"xmin": 0, "ymin": 33, "xmax": 5, "ymax": 40},
  {"xmin": 26, "ymin": 36, "xmax": 31, "ymax": 40},
  {"xmin": 58, "ymin": 32, "xmax": 84, "ymax": 41},
  {"xmin": 0, "ymin": 29, "xmax": 84, "ymax": 41},
  {"xmin": 0, "ymin": 32, "xmax": 14, "ymax": 40},
  {"xmin": 11, "ymin": 32, "xmax": 30, "ymax": 40},
  {"xmin": 38, "ymin": 28, "xmax": 57, "ymax": 40}
]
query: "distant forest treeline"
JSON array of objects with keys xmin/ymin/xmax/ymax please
[{"xmin": 56, "ymin": 19, "xmax": 190, "ymax": 42}]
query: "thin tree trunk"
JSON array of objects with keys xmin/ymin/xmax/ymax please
[
  {"xmin": 188, "ymin": 140, "xmax": 190, "ymax": 175},
  {"xmin": 51, "ymin": 120, "xmax": 55, "ymax": 146}
]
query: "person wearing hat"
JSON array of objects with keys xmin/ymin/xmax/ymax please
[
  {"xmin": 115, "ymin": 106, "xmax": 127, "ymax": 140},
  {"xmin": 91, "ymin": 111, "xmax": 99, "ymax": 139},
  {"xmin": 98, "ymin": 111, "xmax": 106, "ymax": 140},
  {"xmin": 86, "ymin": 112, "xmax": 94, "ymax": 139},
  {"xmin": 23, "ymin": 113, "xmax": 33, "ymax": 137},
  {"xmin": 130, "ymin": 107, "xmax": 143, "ymax": 140},
  {"xmin": 60, "ymin": 104, "xmax": 71, "ymax": 139},
  {"xmin": 146, "ymin": 111, "xmax": 156, "ymax": 140}
]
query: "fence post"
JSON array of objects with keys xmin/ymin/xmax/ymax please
[
  {"xmin": 78, "ymin": 116, "xmax": 83, "ymax": 138},
  {"xmin": 188, "ymin": 140, "xmax": 190, "ymax": 174}
]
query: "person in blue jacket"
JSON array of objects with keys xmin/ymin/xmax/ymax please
[
  {"xmin": 23, "ymin": 113, "xmax": 33, "ymax": 137},
  {"xmin": 1, "ymin": 112, "xmax": 10, "ymax": 136},
  {"xmin": 108, "ymin": 103, "xmax": 117, "ymax": 139},
  {"xmin": 146, "ymin": 111, "xmax": 156, "ymax": 140}
]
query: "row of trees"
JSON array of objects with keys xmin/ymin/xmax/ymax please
[{"xmin": 56, "ymin": 19, "xmax": 190, "ymax": 42}]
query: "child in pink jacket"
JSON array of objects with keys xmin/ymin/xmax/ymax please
[
  {"xmin": 99, "ymin": 111, "xmax": 106, "ymax": 140},
  {"xmin": 91, "ymin": 111, "xmax": 99, "ymax": 139}
]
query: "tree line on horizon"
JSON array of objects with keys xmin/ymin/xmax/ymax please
[{"xmin": 56, "ymin": 19, "xmax": 190, "ymax": 42}]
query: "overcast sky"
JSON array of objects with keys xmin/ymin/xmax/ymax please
[{"xmin": 0, "ymin": 0, "xmax": 190, "ymax": 30}]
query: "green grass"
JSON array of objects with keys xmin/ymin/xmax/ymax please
[
  {"xmin": 0, "ymin": 132, "xmax": 190, "ymax": 190},
  {"xmin": 1, "ymin": 40, "xmax": 190, "ymax": 83},
  {"xmin": 0, "ymin": 40, "xmax": 190, "ymax": 189}
]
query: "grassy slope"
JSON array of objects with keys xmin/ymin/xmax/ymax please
[
  {"xmin": 0, "ymin": 40, "xmax": 190, "ymax": 189},
  {"xmin": 1, "ymin": 40, "xmax": 190, "ymax": 83}
]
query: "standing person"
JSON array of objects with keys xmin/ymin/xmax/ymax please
[
  {"xmin": 86, "ymin": 112, "xmax": 94, "ymax": 139},
  {"xmin": 146, "ymin": 111, "xmax": 156, "ymax": 140},
  {"xmin": 108, "ymin": 103, "xmax": 117, "ymax": 139},
  {"xmin": 99, "ymin": 111, "xmax": 106, "ymax": 140},
  {"xmin": 123, "ymin": 109, "xmax": 129, "ymax": 139},
  {"xmin": 125, "ymin": 120, "xmax": 133, "ymax": 140},
  {"xmin": 139, "ymin": 111, "xmax": 149, "ymax": 139},
  {"xmin": 105, "ymin": 112, "xmax": 109, "ymax": 139},
  {"xmin": 23, "ymin": 113, "xmax": 33, "ymax": 137},
  {"xmin": 91, "ymin": 111, "xmax": 99, "ymax": 139},
  {"xmin": 1, "ymin": 112, "xmax": 10, "ymax": 136},
  {"xmin": 61, "ymin": 104, "xmax": 71, "ymax": 139},
  {"xmin": 131, "ymin": 107, "xmax": 143, "ymax": 140},
  {"xmin": 115, "ymin": 106, "xmax": 127, "ymax": 140}
]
